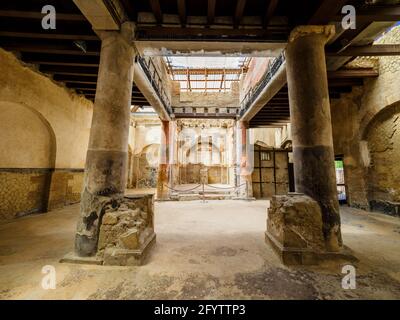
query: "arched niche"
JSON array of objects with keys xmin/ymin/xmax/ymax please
[
  {"xmin": 0, "ymin": 101, "xmax": 56, "ymax": 219},
  {"xmin": 0, "ymin": 101, "xmax": 56, "ymax": 168},
  {"xmin": 361, "ymin": 101, "xmax": 400, "ymax": 208}
]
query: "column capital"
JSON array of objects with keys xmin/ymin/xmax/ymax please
[
  {"xmin": 95, "ymin": 21, "xmax": 135, "ymax": 44},
  {"xmin": 238, "ymin": 121, "xmax": 249, "ymax": 130},
  {"xmin": 288, "ymin": 25, "xmax": 335, "ymax": 44}
]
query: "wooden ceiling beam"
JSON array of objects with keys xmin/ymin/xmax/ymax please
[
  {"xmin": 27, "ymin": 60, "xmax": 99, "ymax": 67},
  {"xmin": 0, "ymin": 31, "xmax": 98, "ymax": 41},
  {"xmin": 39, "ymin": 65, "xmax": 98, "ymax": 75},
  {"xmin": 149, "ymin": 0, "xmax": 163, "ymax": 25},
  {"xmin": 332, "ymin": 6, "xmax": 400, "ymax": 22},
  {"xmin": 327, "ymin": 21, "xmax": 373, "ymax": 53},
  {"xmin": 21, "ymin": 52, "xmax": 100, "ymax": 64},
  {"xmin": 234, "ymin": 0, "xmax": 247, "ymax": 28},
  {"xmin": 0, "ymin": 10, "xmax": 86, "ymax": 21},
  {"xmin": 208, "ymin": 0, "xmax": 216, "ymax": 26},
  {"xmin": 309, "ymin": 0, "xmax": 349, "ymax": 24},
  {"xmin": 119, "ymin": 0, "xmax": 136, "ymax": 21},
  {"xmin": 263, "ymin": 0, "xmax": 279, "ymax": 28},
  {"xmin": 136, "ymin": 26, "xmax": 271, "ymax": 37},
  {"xmin": 44, "ymin": 71, "xmax": 98, "ymax": 77},
  {"xmin": 63, "ymin": 80, "xmax": 98, "ymax": 85},
  {"xmin": 177, "ymin": 0, "xmax": 187, "ymax": 27},
  {"xmin": 171, "ymin": 68, "xmax": 243, "ymax": 75},
  {"xmin": 327, "ymin": 44, "xmax": 400, "ymax": 57},
  {"xmin": 1, "ymin": 44, "xmax": 100, "ymax": 56}
]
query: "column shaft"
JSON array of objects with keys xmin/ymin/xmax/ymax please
[
  {"xmin": 238, "ymin": 121, "xmax": 253, "ymax": 198},
  {"xmin": 75, "ymin": 23, "xmax": 134, "ymax": 256},
  {"xmin": 285, "ymin": 26, "xmax": 342, "ymax": 251},
  {"xmin": 157, "ymin": 120, "xmax": 170, "ymax": 199}
]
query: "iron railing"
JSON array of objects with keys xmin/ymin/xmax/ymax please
[
  {"xmin": 239, "ymin": 52, "xmax": 286, "ymax": 118},
  {"xmin": 136, "ymin": 55, "xmax": 173, "ymax": 116}
]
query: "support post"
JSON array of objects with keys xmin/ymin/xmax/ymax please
[
  {"xmin": 74, "ymin": 23, "xmax": 135, "ymax": 257},
  {"xmin": 157, "ymin": 120, "xmax": 170, "ymax": 200},
  {"xmin": 285, "ymin": 25, "xmax": 342, "ymax": 252},
  {"xmin": 238, "ymin": 121, "xmax": 253, "ymax": 199},
  {"xmin": 264, "ymin": 26, "xmax": 356, "ymax": 265}
]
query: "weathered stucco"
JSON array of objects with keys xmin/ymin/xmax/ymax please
[
  {"xmin": 0, "ymin": 48, "xmax": 93, "ymax": 219},
  {"xmin": 0, "ymin": 49, "xmax": 93, "ymax": 169}
]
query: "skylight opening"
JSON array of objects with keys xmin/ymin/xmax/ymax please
[{"xmin": 165, "ymin": 56, "xmax": 249, "ymax": 93}]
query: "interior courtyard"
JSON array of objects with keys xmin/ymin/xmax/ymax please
[{"xmin": 0, "ymin": 0, "xmax": 400, "ymax": 300}]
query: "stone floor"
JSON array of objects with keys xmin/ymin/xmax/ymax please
[{"xmin": 0, "ymin": 200, "xmax": 400, "ymax": 299}]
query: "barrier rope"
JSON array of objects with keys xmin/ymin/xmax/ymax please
[
  {"xmin": 163, "ymin": 183, "xmax": 246, "ymax": 193},
  {"xmin": 204, "ymin": 183, "xmax": 246, "ymax": 191},
  {"xmin": 163, "ymin": 184, "xmax": 202, "ymax": 193}
]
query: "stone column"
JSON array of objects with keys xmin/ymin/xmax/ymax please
[
  {"xmin": 156, "ymin": 120, "xmax": 170, "ymax": 200},
  {"xmin": 238, "ymin": 121, "xmax": 253, "ymax": 198},
  {"xmin": 75, "ymin": 23, "xmax": 135, "ymax": 257},
  {"xmin": 285, "ymin": 25, "xmax": 342, "ymax": 251}
]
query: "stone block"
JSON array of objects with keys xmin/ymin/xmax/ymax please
[
  {"xmin": 102, "ymin": 211, "xmax": 118, "ymax": 225},
  {"xmin": 265, "ymin": 193, "xmax": 356, "ymax": 265},
  {"xmin": 267, "ymin": 194, "xmax": 325, "ymax": 252},
  {"xmin": 119, "ymin": 228, "xmax": 139, "ymax": 249},
  {"xmin": 96, "ymin": 194, "xmax": 156, "ymax": 266},
  {"xmin": 103, "ymin": 232, "xmax": 156, "ymax": 266}
]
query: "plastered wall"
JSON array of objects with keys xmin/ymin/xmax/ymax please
[{"xmin": 0, "ymin": 49, "xmax": 93, "ymax": 219}]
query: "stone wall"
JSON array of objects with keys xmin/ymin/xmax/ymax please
[
  {"xmin": 331, "ymin": 25, "xmax": 400, "ymax": 214},
  {"xmin": 364, "ymin": 102, "xmax": 400, "ymax": 213},
  {"xmin": 47, "ymin": 170, "xmax": 85, "ymax": 210},
  {"xmin": 178, "ymin": 164, "xmax": 232, "ymax": 184},
  {"xmin": 0, "ymin": 169, "xmax": 51, "ymax": 219},
  {"xmin": 0, "ymin": 48, "xmax": 93, "ymax": 219},
  {"xmin": 331, "ymin": 87, "xmax": 369, "ymax": 209}
]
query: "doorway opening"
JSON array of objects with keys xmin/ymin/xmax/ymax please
[{"xmin": 335, "ymin": 156, "xmax": 347, "ymax": 204}]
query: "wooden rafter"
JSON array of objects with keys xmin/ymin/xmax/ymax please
[
  {"xmin": 0, "ymin": 10, "xmax": 86, "ymax": 21},
  {"xmin": 309, "ymin": 0, "xmax": 349, "ymax": 24},
  {"xmin": 0, "ymin": 31, "xmax": 98, "ymax": 41},
  {"xmin": 170, "ymin": 68, "xmax": 244, "ymax": 75},
  {"xmin": 234, "ymin": 0, "xmax": 247, "ymax": 28},
  {"xmin": 333, "ymin": 6, "xmax": 400, "ymax": 22},
  {"xmin": 1, "ymin": 44, "xmax": 100, "ymax": 56},
  {"xmin": 327, "ymin": 44, "xmax": 400, "ymax": 57},
  {"xmin": 177, "ymin": 0, "xmax": 187, "ymax": 27},
  {"xmin": 150, "ymin": 0, "xmax": 163, "ymax": 25},
  {"xmin": 207, "ymin": 0, "xmax": 216, "ymax": 26},
  {"xmin": 263, "ymin": 0, "xmax": 279, "ymax": 28}
]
